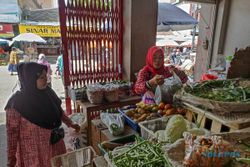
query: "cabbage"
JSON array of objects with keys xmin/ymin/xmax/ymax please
[
  {"xmin": 154, "ymin": 130, "xmax": 166, "ymax": 142},
  {"xmin": 164, "ymin": 115, "xmax": 187, "ymax": 143},
  {"xmin": 187, "ymin": 128, "xmax": 206, "ymax": 136}
]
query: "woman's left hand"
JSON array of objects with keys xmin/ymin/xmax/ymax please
[{"xmin": 71, "ymin": 123, "xmax": 81, "ymax": 132}]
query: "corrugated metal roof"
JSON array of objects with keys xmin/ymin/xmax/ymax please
[{"xmin": 26, "ymin": 8, "xmax": 59, "ymax": 22}]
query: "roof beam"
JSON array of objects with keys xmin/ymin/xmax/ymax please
[{"xmin": 180, "ymin": 0, "xmax": 216, "ymax": 4}]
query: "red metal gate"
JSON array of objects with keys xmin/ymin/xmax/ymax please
[{"xmin": 58, "ymin": 0, "xmax": 123, "ymax": 114}]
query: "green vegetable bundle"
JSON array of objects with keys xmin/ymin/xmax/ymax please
[
  {"xmin": 109, "ymin": 137, "xmax": 172, "ymax": 167},
  {"xmin": 185, "ymin": 80, "xmax": 250, "ymax": 102}
]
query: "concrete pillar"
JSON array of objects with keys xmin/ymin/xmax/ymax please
[{"xmin": 122, "ymin": 0, "xmax": 158, "ymax": 81}]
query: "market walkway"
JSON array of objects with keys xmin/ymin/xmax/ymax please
[{"xmin": 0, "ymin": 60, "xmax": 65, "ymax": 167}]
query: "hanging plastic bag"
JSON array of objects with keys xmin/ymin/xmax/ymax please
[
  {"xmin": 64, "ymin": 113, "xmax": 87, "ymax": 151},
  {"xmin": 155, "ymin": 72, "xmax": 182, "ymax": 104},
  {"xmin": 142, "ymin": 91, "xmax": 155, "ymax": 105},
  {"xmin": 100, "ymin": 113, "xmax": 124, "ymax": 136}
]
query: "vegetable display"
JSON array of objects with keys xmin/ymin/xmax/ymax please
[
  {"xmin": 109, "ymin": 136, "xmax": 172, "ymax": 167},
  {"xmin": 185, "ymin": 80, "xmax": 250, "ymax": 102},
  {"xmin": 123, "ymin": 102, "xmax": 186, "ymax": 123},
  {"xmin": 154, "ymin": 115, "xmax": 188, "ymax": 143}
]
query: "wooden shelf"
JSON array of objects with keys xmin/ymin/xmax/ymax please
[
  {"xmin": 77, "ymin": 96, "xmax": 141, "ymax": 112},
  {"xmin": 184, "ymin": 102, "xmax": 250, "ymax": 132},
  {"xmin": 76, "ymin": 96, "xmax": 141, "ymax": 145}
]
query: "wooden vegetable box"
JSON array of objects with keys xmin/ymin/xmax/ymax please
[{"xmin": 184, "ymin": 102, "xmax": 250, "ymax": 133}]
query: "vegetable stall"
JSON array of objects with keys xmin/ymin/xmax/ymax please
[{"xmin": 51, "ymin": 76, "xmax": 250, "ymax": 167}]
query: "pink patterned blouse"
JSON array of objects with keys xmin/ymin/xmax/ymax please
[
  {"xmin": 134, "ymin": 66, "xmax": 188, "ymax": 95},
  {"xmin": 6, "ymin": 108, "xmax": 73, "ymax": 167}
]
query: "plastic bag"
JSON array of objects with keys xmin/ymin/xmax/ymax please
[
  {"xmin": 183, "ymin": 133, "xmax": 232, "ymax": 167},
  {"xmin": 86, "ymin": 83, "xmax": 104, "ymax": 104},
  {"xmin": 103, "ymin": 83, "xmax": 120, "ymax": 102},
  {"xmin": 142, "ymin": 91, "xmax": 155, "ymax": 104},
  {"xmin": 64, "ymin": 113, "xmax": 87, "ymax": 151},
  {"xmin": 100, "ymin": 113, "xmax": 124, "ymax": 136},
  {"xmin": 155, "ymin": 72, "xmax": 182, "ymax": 104}
]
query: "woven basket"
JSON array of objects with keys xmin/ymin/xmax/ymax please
[
  {"xmin": 87, "ymin": 90, "xmax": 104, "ymax": 104},
  {"xmin": 104, "ymin": 89, "xmax": 119, "ymax": 102},
  {"xmin": 51, "ymin": 146, "xmax": 97, "ymax": 167}
]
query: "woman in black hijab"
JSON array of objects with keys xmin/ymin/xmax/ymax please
[{"xmin": 5, "ymin": 62, "xmax": 80, "ymax": 167}]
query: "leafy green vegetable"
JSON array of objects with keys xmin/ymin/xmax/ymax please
[
  {"xmin": 186, "ymin": 80, "xmax": 250, "ymax": 102},
  {"xmin": 164, "ymin": 115, "xmax": 187, "ymax": 143}
]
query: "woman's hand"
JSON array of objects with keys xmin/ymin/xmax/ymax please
[
  {"xmin": 168, "ymin": 65, "xmax": 188, "ymax": 83},
  {"xmin": 71, "ymin": 124, "xmax": 81, "ymax": 133},
  {"xmin": 149, "ymin": 75, "xmax": 164, "ymax": 87}
]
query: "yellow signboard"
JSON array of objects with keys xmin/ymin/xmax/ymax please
[{"xmin": 19, "ymin": 25, "xmax": 61, "ymax": 37}]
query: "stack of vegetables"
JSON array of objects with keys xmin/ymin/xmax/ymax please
[
  {"xmin": 124, "ymin": 102, "xmax": 186, "ymax": 123},
  {"xmin": 185, "ymin": 79, "xmax": 250, "ymax": 102}
]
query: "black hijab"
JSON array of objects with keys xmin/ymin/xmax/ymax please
[{"xmin": 5, "ymin": 62, "xmax": 62, "ymax": 129}]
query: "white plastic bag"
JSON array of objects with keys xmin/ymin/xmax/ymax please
[
  {"xmin": 155, "ymin": 72, "xmax": 182, "ymax": 104},
  {"xmin": 100, "ymin": 113, "xmax": 124, "ymax": 136},
  {"xmin": 142, "ymin": 91, "xmax": 155, "ymax": 104},
  {"xmin": 64, "ymin": 113, "xmax": 87, "ymax": 151}
]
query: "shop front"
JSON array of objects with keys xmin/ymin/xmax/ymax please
[{"xmin": 19, "ymin": 24, "xmax": 61, "ymax": 56}]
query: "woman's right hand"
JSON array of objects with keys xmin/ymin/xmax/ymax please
[{"xmin": 149, "ymin": 75, "xmax": 164, "ymax": 87}]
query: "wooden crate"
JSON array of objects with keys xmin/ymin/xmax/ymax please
[
  {"xmin": 184, "ymin": 102, "xmax": 250, "ymax": 133},
  {"xmin": 93, "ymin": 156, "xmax": 108, "ymax": 167},
  {"xmin": 100, "ymin": 125, "xmax": 138, "ymax": 143},
  {"xmin": 91, "ymin": 119, "xmax": 108, "ymax": 155}
]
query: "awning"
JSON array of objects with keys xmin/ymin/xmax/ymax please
[
  {"xmin": 156, "ymin": 39, "xmax": 179, "ymax": 47},
  {"xmin": 157, "ymin": 3, "xmax": 198, "ymax": 31},
  {"xmin": 12, "ymin": 33, "xmax": 46, "ymax": 43}
]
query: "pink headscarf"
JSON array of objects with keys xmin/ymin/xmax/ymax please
[{"xmin": 144, "ymin": 46, "xmax": 165, "ymax": 76}]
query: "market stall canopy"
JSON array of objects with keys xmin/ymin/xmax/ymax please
[
  {"xmin": 180, "ymin": 38, "xmax": 198, "ymax": 47},
  {"xmin": 157, "ymin": 3, "xmax": 198, "ymax": 32},
  {"xmin": 0, "ymin": 38, "xmax": 10, "ymax": 44},
  {"xmin": 11, "ymin": 33, "xmax": 46, "ymax": 43},
  {"xmin": 156, "ymin": 39, "xmax": 179, "ymax": 47}
]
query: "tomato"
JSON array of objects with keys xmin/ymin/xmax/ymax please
[
  {"xmin": 164, "ymin": 104, "xmax": 172, "ymax": 110},
  {"xmin": 158, "ymin": 102, "xmax": 165, "ymax": 110}
]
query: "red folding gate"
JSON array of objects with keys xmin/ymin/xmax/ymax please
[{"xmin": 58, "ymin": 0, "xmax": 123, "ymax": 114}]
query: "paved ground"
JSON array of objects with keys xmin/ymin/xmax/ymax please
[{"xmin": 0, "ymin": 59, "xmax": 65, "ymax": 166}]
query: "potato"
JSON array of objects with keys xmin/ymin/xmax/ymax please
[
  {"xmin": 137, "ymin": 113, "xmax": 147, "ymax": 122},
  {"xmin": 165, "ymin": 108, "xmax": 176, "ymax": 116},
  {"xmin": 138, "ymin": 108, "xmax": 145, "ymax": 114},
  {"xmin": 125, "ymin": 110, "xmax": 134, "ymax": 117}
]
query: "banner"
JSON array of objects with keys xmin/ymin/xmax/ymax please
[
  {"xmin": 0, "ymin": 24, "xmax": 14, "ymax": 38},
  {"xmin": 19, "ymin": 25, "xmax": 61, "ymax": 37}
]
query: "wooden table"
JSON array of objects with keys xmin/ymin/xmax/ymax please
[{"xmin": 76, "ymin": 96, "xmax": 141, "ymax": 144}]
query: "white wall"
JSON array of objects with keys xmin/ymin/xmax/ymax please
[
  {"xmin": 210, "ymin": 0, "xmax": 250, "ymax": 68},
  {"xmin": 223, "ymin": 0, "xmax": 250, "ymax": 57},
  {"xmin": 211, "ymin": 0, "xmax": 250, "ymax": 64},
  {"xmin": 195, "ymin": 0, "xmax": 250, "ymax": 81}
]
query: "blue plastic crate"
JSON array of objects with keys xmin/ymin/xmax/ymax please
[{"xmin": 118, "ymin": 107, "xmax": 140, "ymax": 132}]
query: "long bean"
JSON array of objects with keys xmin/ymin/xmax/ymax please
[{"xmin": 111, "ymin": 137, "xmax": 172, "ymax": 167}]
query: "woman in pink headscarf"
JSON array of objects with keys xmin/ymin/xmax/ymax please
[
  {"xmin": 37, "ymin": 53, "xmax": 52, "ymax": 87},
  {"xmin": 134, "ymin": 46, "xmax": 187, "ymax": 102}
]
